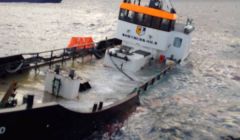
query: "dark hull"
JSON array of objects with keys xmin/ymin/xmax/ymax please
[
  {"xmin": 0, "ymin": 93, "xmax": 140, "ymax": 140},
  {"xmin": 0, "ymin": 0, "xmax": 62, "ymax": 3}
]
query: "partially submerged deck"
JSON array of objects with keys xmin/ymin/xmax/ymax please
[{"xmin": 0, "ymin": 56, "xmax": 173, "ymax": 112}]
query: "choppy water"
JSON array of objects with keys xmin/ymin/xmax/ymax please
[{"xmin": 0, "ymin": 0, "xmax": 240, "ymax": 139}]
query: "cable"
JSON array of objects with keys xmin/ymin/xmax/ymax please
[
  {"xmin": 168, "ymin": 0, "xmax": 175, "ymax": 12},
  {"xmin": 5, "ymin": 62, "xmax": 24, "ymax": 74},
  {"xmin": 108, "ymin": 51, "xmax": 135, "ymax": 81}
]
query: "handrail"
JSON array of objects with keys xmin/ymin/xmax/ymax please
[{"xmin": 0, "ymin": 38, "xmax": 122, "ymax": 76}]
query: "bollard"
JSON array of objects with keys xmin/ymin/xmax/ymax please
[
  {"xmin": 92, "ymin": 103, "xmax": 98, "ymax": 112},
  {"xmin": 143, "ymin": 83, "xmax": 148, "ymax": 91},
  {"xmin": 26, "ymin": 95, "xmax": 34, "ymax": 110},
  {"xmin": 150, "ymin": 78, "xmax": 155, "ymax": 85},
  {"xmin": 98, "ymin": 102, "xmax": 103, "ymax": 111},
  {"xmin": 55, "ymin": 65, "xmax": 60, "ymax": 75},
  {"xmin": 69, "ymin": 70, "xmax": 75, "ymax": 80}
]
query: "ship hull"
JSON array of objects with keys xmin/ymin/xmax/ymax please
[{"xmin": 0, "ymin": 93, "xmax": 139, "ymax": 140}]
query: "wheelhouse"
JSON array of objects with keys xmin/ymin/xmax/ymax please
[{"xmin": 119, "ymin": 0, "xmax": 177, "ymax": 32}]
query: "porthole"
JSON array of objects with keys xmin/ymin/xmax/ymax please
[{"xmin": 173, "ymin": 37, "xmax": 182, "ymax": 48}]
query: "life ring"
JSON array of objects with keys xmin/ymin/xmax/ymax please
[{"xmin": 0, "ymin": 126, "xmax": 6, "ymax": 135}]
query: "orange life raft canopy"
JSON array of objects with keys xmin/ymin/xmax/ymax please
[{"xmin": 67, "ymin": 37, "xmax": 94, "ymax": 49}]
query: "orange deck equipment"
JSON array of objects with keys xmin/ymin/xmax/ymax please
[
  {"xmin": 67, "ymin": 37, "xmax": 94, "ymax": 49},
  {"xmin": 120, "ymin": 3, "xmax": 177, "ymax": 21}
]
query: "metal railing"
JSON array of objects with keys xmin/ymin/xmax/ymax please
[{"xmin": 0, "ymin": 38, "xmax": 121, "ymax": 76}]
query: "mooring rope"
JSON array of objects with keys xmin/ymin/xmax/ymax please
[{"xmin": 108, "ymin": 51, "xmax": 136, "ymax": 82}]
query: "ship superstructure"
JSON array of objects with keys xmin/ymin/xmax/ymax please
[{"xmin": 0, "ymin": 0, "xmax": 194, "ymax": 139}]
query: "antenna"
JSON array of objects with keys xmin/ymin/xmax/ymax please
[{"xmin": 169, "ymin": 0, "xmax": 174, "ymax": 9}]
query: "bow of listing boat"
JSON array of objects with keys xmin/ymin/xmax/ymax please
[{"xmin": 0, "ymin": 92, "xmax": 139, "ymax": 140}]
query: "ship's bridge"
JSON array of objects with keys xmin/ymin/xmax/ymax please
[
  {"xmin": 106, "ymin": 0, "xmax": 194, "ymax": 72},
  {"xmin": 119, "ymin": 1, "xmax": 177, "ymax": 32},
  {"xmin": 116, "ymin": 0, "xmax": 182, "ymax": 52}
]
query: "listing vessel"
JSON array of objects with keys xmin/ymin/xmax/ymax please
[
  {"xmin": 0, "ymin": 0, "xmax": 62, "ymax": 3},
  {"xmin": 0, "ymin": 0, "xmax": 194, "ymax": 139}
]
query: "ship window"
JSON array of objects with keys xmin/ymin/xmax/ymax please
[
  {"xmin": 131, "ymin": 12, "xmax": 139, "ymax": 24},
  {"xmin": 119, "ymin": 9, "xmax": 129, "ymax": 21},
  {"xmin": 142, "ymin": 15, "xmax": 152, "ymax": 27},
  {"xmin": 118, "ymin": 9, "xmax": 175, "ymax": 32},
  {"xmin": 173, "ymin": 37, "xmax": 182, "ymax": 48},
  {"xmin": 126, "ymin": 11, "xmax": 134, "ymax": 22},
  {"xmin": 160, "ymin": 19, "xmax": 170, "ymax": 31},
  {"xmin": 151, "ymin": 17, "xmax": 161, "ymax": 29},
  {"xmin": 136, "ymin": 13, "xmax": 144, "ymax": 24}
]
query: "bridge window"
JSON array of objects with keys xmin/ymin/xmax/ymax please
[
  {"xmin": 160, "ymin": 19, "xmax": 170, "ymax": 31},
  {"xmin": 119, "ymin": 8, "xmax": 175, "ymax": 32},
  {"xmin": 119, "ymin": 9, "xmax": 141, "ymax": 24},
  {"xmin": 119, "ymin": 9, "xmax": 128, "ymax": 20}
]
